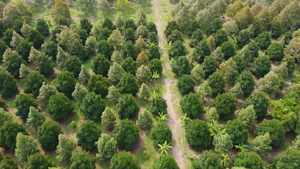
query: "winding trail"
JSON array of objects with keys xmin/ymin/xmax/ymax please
[{"xmin": 152, "ymin": 0, "xmax": 187, "ymax": 168}]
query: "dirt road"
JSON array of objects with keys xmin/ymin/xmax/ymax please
[{"xmin": 152, "ymin": 0, "xmax": 187, "ymax": 168}]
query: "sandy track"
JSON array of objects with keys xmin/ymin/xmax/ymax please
[{"xmin": 152, "ymin": 0, "xmax": 186, "ymax": 168}]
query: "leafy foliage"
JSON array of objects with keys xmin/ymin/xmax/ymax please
[
  {"xmin": 116, "ymin": 94, "xmax": 139, "ymax": 119},
  {"xmin": 180, "ymin": 93, "xmax": 203, "ymax": 119},
  {"xmin": 38, "ymin": 120, "xmax": 62, "ymax": 150},
  {"xmin": 113, "ymin": 119, "xmax": 139, "ymax": 151},
  {"xmin": 150, "ymin": 123, "xmax": 172, "ymax": 145},
  {"xmin": 186, "ymin": 119, "xmax": 211, "ymax": 150},
  {"xmin": 77, "ymin": 120, "xmax": 101, "ymax": 150}
]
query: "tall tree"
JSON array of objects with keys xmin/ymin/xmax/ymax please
[
  {"xmin": 96, "ymin": 134, "xmax": 117, "ymax": 161},
  {"xmin": 38, "ymin": 120, "xmax": 62, "ymax": 150},
  {"xmin": 70, "ymin": 150, "xmax": 95, "ymax": 169},
  {"xmin": 24, "ymin": 71, "xmax": 47, "ymax": 97},
  {"xmin": 110, "ymin": 151, "xmax": 140, "ymax": 169},
  {"xmin": 52, "ymin": 0, "xmax": 72, "ymax": 24},
  {"xmin": 0, "ymin": 121, "xmax": 28, "ymax": 150},
  {"xmin": 57, "ymin": 71, "xmax": 76, "ymax": 98},
  {"xmin": 77, "ymin": 120, "xmax": 101, "ymax": 150},
  {"xmin": 56, "ymin": 134, "xmax": 77, "ymax": 164},
  {"xmin": 80, "ymin": 92, "xmax": 105, "ymax": 122},
  {"xmin": 113, "ymin": 119, "xmax": 140, "ymax": 151},
  {"xmin": 48, "ymin": 93, "xmax": 74, "ymax": 121},
  {"xmin": 15, "ymin": 133, "xmax": 40, "ymax": 164},
  {"xmin": 15, "ymin": 94, "xmax": 37, "ymax": 122}
]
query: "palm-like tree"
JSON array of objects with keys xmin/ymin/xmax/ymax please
[
  {"xmin": 152, "ymin": 71, "xmax": 160, "ymax": 79},
  {"xmin": 158, "ymin": 141, "xmax": 173, "ymax": 154},
  {"xmin": 234, "ymin": 144, "xmax": 249, "ymax": 152},
  {"xmin": 208, "ymin": 120, "xmax": 225, "ymax": 137},
  {"xmin": 147, "ymin": 41, "xmax": 156, "ymax": 48},
  {"xmin": 220, "ymin": 153, "xmax": 231, "ymax": 168},
  {"xmin": 156, "ymin": 112, "xmax": 167, "ymax": 122},
  {"xmin": 167, "ymin": 41, "xmax": 172, "ymax": 52},
  {"xmin": 187, "ymin": 152, "xmax": 196, "ymax": 160},
  {"xmin": 180, "ymin": 113, "xmax": 191, "ymax": 127}
]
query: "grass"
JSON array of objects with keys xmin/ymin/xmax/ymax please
[{"xmin": 136, "ymin": 133, "xmax": 159, "ymax": 168}]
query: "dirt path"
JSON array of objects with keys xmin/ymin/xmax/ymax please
[{"xmin": 152, "ymin": 0, "xmax": 186, "ymax": 168}]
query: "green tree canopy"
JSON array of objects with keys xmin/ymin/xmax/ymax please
[
  {"xmin": 0, "ymin": 71, "xmax": 17, "ymax": 98},
  {"xmin": 214, "ymin": 93, "xmax": 236, "ymax": 120},
  {"xmin": 225, "ymin": 119, "xmax": 249, "ymax": 145},
  {"xmin": 48, "ymin": 93, "xmax": 74, "ymax": 121},
  {"xmin": 113, "ymin": 119, "xmax": 139, "ymax": 151},
  {"xmin": 233, "ymin": 152, "xmax": 264, "ymax": 169},
  {"xmin": 192, "ymin": 150, "xmax": 223, "ymax": 169},
  {"xmin": 57, "ymin": 71, "xmax": 76, "ymax": 98},
  {"xmin": 38, "ymin": 120, "xmax": 62, "ymax": 150},
  {"xmin": 56, "ymin": 134, "xmax": 76, "ymax": 164},
  {"xmin": 208, "ymin": 71, "xmax": 225, "ymax": 96},
  {"xmin": 186, "ymin": 119, "xmax": 211, "ymax": 150},
  {"xmin": 116, "ymin": 94, "xmax": 139, "ymax": 119},
  {"xmin": 15, "ymin": 133, "xmax": 40, "ymax": 164},
  {"xmin": 117, "ymin": 73, "xmax": 139, "ymax": 95},
  {"xmin": 70, "ymin": 150, "xmax": 95, "ymax": 169},
  {"xmin": 88, "ymin": 74, "xmax": 110, "ymax": 97},
  {"xmin": 243, "ymin": 92, "xmax": 269, "ymax": 118},
  {"xmin": 153, "ymin": 154, "xmax": 179, "ymax": 169},
  {"xmin": 0, "ymin": 121, "xmax": 28, "ymax": 150},
  {"xmin": 96, "ymin": 133, "xmax": 117, "ymax": 161},
  {"xmin": 180, "ymin": 93, "xmax": 203, "ymax": 119},
  {"xmin": 251, "ymin": 55, "xmax": 271, "ymax": 78},
  {"xmin": 150, "ymin": 123, "xmax": 172, "ymax": 145},
  {"xmin": 255, "ymin": 119, "xmax": 285, "ymax": 147},
  {"xmin": 24, "ymin": 153, "xmax": 53, "ymax": 169},
  {"xmin": 80, "ymin": 92, "xmax": 105, "ymax": 122},
  {"xmin": 110, "ymin": 151, "xmax": 140, "ymax": 169},
  {"xmin": 177, "ymin": 75, "xmax": 195, "ymax": 95},
  {"xmin": 77, "ymin": 120, "xmax": 101, "ymax": 150}
]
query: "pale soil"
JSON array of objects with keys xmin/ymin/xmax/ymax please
[{"xmin": 152, "ymin": 0, "xmax": 187, "ymax": 168}]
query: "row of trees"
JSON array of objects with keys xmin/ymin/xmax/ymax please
[
  {"xmin": 165, "ymin": 0, "xmax": 300, "ymax": 168},
  {"xmin": 0, "ymin": 0, "xmax": 182, "ymax": 168}
]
